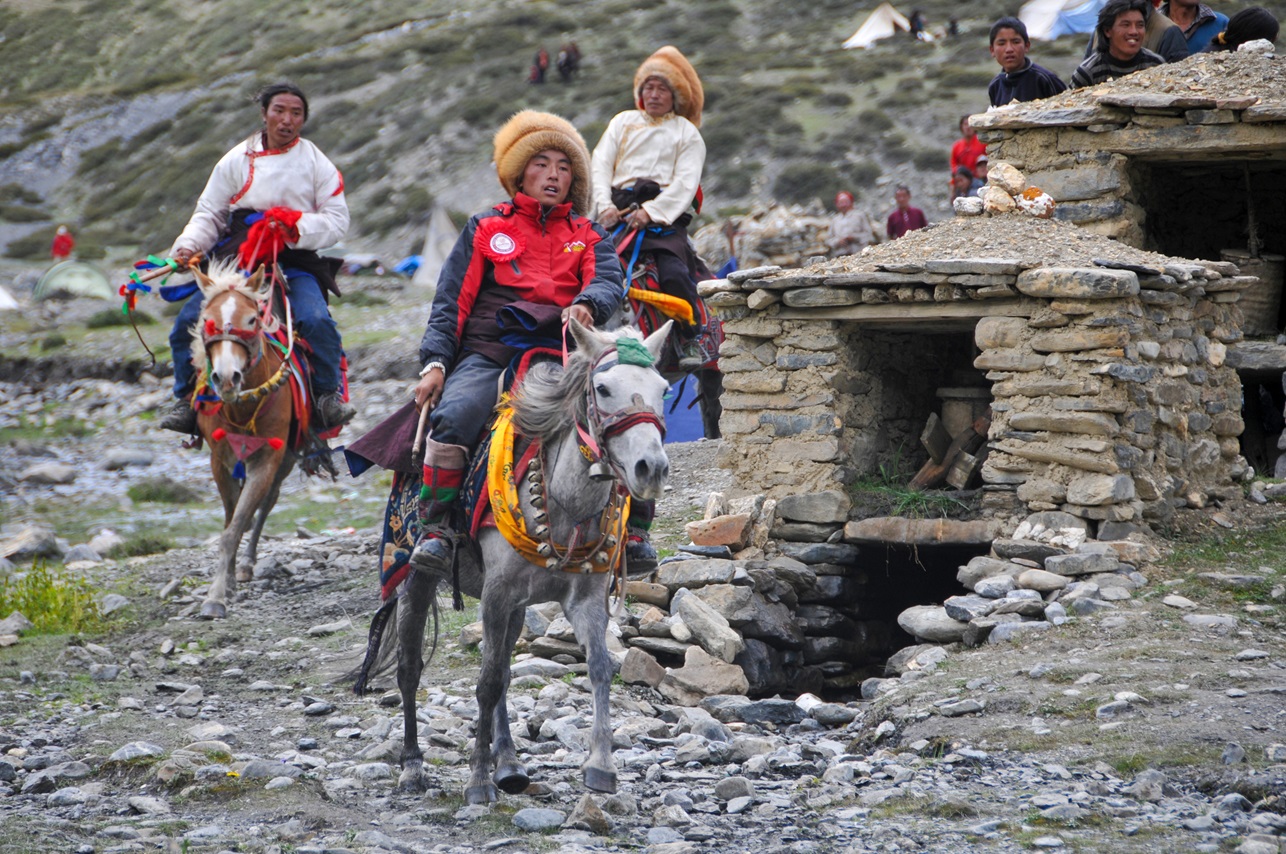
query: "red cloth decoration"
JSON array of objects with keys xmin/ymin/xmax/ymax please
[
  {"xmin": 211, "ymin": 428, "xmax": 227, "ymax": 442},
  {"xmin": 476, "ymin": 217, "xmax": 526, "ymax": 264},
  {"xmin": 268, "ymin": 437, "xmax": 284, "ymax": 450},
  {"xmin": 237, "ymin": 207, "xmax": 303, "ymax": 270}
]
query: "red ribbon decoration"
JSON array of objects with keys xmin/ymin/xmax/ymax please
[{"xmin": 237, "ymin": 207, "xmax": 303, "ymax": 270}]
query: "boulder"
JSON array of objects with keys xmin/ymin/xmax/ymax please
[
  {"xmin": 775, "ymin": 490, "xmax": 850, "ymax": 524},
  {"xmin": 658, "ymin": 647, "xmax": 749, "ymax": 706},
  {"xmin": 896, "ymin": 606, "xmax": 968, "ymax": 643},
  {"xmin": 672, "ymin": 590, "xmax": 745, "ymax": 663}
]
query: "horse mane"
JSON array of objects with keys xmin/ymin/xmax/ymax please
[
  {"xmin": 509, "ymin": 350, "xmax": 591, "ymax": 443},
  {"xmin": 185, "ymin": 262, "xmax": 260, "ymax": 342}
]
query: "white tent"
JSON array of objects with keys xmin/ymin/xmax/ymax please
[
  {"xmin": 842, "ymin": 3, "xmax": 911, "ymax": 49},
  {"xmin": 0, "ymin": 285, "xmax": 17, "ymax": 311},
  {"xmin": 411, "ymin": 205, "xmax": 460, "ymax": 289},
  {"xmin": 1020, "ymin": 0, "xmax": 1106, "ymax": 41}
]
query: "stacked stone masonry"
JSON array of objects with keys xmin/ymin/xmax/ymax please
[{"xmin": 711, "ymin": 245, "xmax": 1253, "ymax": 529}]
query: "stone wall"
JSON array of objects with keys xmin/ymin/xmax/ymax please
[{"xmin": 971, "ymin": 94, "xmax": 1286, "ymax": 253}]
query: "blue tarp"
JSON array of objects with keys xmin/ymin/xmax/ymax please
[
  {"xmin": 1048, "ymin": 0, "xmax": 1104, "ymax": 38},
  {"xmin": 664, "ymin": 374, "xmax": 707, "ymax": 443},
  {"xmin": 393, "ymin": 255, "xmax": 421, "ymax": 276}
]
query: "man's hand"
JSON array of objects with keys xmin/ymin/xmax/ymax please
[
  {"xmin": 174, "ymin": 248, "xmax": 195, "ymax": 266},
  {"xmin": 414, "ymin": 368, "xmax": 445, "ymax": 410},
  {"xmin": 599, "ymin": 208, "xmax": 623, "ymax": 228},
  {"xmin": 627, "ymin": 207, "xmax": 653, "ymax": 229},
  {"xmin": 562, "ymin": 303, "xmax": 594, "ymax": 329}
]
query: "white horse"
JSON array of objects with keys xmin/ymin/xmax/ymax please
[{"xmin": 358, "ymin": 320, "xmax": 672, "ymax": 802}]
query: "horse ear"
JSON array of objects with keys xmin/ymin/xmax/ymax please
[
  {"xmin": 569, "ymin": 316, "xmax": 605, "ymax": 358},
  {"xmin": 643, "ymin": 320, "xmax": 673, "ymax": 363},
  {"xmin": 247, "ymin": 265, "xmax": 272, "ymax": 300},
  {"xmin": 193, "ymin": 267, "xmax": 216, "ymax": 296}
]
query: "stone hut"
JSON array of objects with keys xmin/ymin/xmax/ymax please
[{"xmin": 711, "ymin": 50, "xmax": 1286, "ymax": 533}]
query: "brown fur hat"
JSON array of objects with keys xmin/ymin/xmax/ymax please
[
  {"xmin": 633, "ymin": 46, "xmax": 703, "ymax": 127},
  {"xmin": 492, "ymin": 110, "xmax": 591, "ymax": 214}
]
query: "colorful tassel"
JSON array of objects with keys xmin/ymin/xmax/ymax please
[
  {"xmin": 211, "ymin": 428, "xmax": 227, "ymax": 442},
  {"xmin": 232, "ymin": 460, "xmax": 246, "ymax": 480},
  {"xmin": 268, "ymin": 437, "xmax": 284, "ymax": 451}
]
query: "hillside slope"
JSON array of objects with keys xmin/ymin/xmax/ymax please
[{"xmin": 0, "ymin": 0, "xmax": 1280, "ymax": 264}]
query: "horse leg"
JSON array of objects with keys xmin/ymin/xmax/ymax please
[
  {"xmin": 566, "ymin": 581, "xmax": 618, "ymax": 793},
  {"xmin": 396, "ymin": 568, "xmax": 438, "ymax": 792},
  {"xmin": 466, "ymin": 575, "xmax": 520, "ymax": 805},
  {"xmin": 490, "ymin": 605, "xmax": 529, "ymax": 794},
  {"xmin": 201, "ymin": 460, "xmax": 278, "ymax": 619},
  {"xmin": 238, "ymin": 459, "xmax": 292, "ymax": 582}
]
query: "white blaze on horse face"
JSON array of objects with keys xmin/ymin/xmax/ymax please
[
  {"xmin": 209, "ymin": 295, "xmax": 247, "ymax": 394},
  {"xmin": 600, "ymin": 363, "xmax": 670, "ymax": 501}
]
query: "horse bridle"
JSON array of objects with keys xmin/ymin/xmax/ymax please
[
  {"xmin": 200, "ymin": 288, "xmax": 291, "ymax": 404},
  {"xmin": 576, "ymin": 346, "xmax": 667, "ymax": 483}
]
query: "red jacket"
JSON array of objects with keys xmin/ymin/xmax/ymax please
[
  {"xmin": 51, "ymin": 233, "xmax": 75, "ymax": 258},
  {"xmin": 950, "ymin": 137, "xmax": 986, "ymax": 174},
  {"xmin": 419, "ymin": 193, "xmax": 624, "ymax": 370}
]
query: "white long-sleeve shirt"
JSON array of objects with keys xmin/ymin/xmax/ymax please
[
  {"xmin": 169, "ymin": 134, "xmax": 349, "ymax": 257},
  {"xmin": 590, "ymin": 110, "xmax": 705, "ymax": 227}
]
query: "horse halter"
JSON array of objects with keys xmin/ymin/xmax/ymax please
[{"xmin": 577, "ymin": 345, "xmax": 667, "ymax": 483}]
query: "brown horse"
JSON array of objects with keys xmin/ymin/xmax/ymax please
[{"xmin": 192, "ymin": 264, "xmax": 296, "ymax": 619}]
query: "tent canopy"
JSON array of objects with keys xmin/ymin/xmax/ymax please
[
  {"xmin": 33, "ymin": 261, "xmax": 113, "ymax": 301},
  {"xmin": 0, "ymin": 285, "xmax": 17, "ymax": 311},
  {"xmin": 1020, "ymin": 0, "xmax": 1106, "ymax": 41},
  {"xmin": 843, "ymin": 3, "xmax": 911, "ymax": 49},
  {"xmin": 411, "ymin": 205, "xmax": 460, "ymax": 289}
]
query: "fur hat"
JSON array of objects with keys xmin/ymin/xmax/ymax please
[
  {"xmin": 492, "ymin": 110, "xmax": 591, "ymax": 214},
  {"xmin": 633, "ymin": 46, "xmax": 704, "ymax": 127}
]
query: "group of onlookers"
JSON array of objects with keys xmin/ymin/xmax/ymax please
[{"xmin": 989, "ymin": 1, "xmax": 1279, "ymax": 104}]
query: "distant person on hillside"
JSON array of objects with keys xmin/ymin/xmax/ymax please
[
  {"xmin": 828, "ymin": 191, "xmax": 880, "ymax": 257},
  {"xmin": 909, "ymin": 9, "xmax": 927, "ymax": 40},
  {"xmin": 948, "ymin": 17, "xmax": 960, "ymax": 38},
  {"xmin": 949, "ymin": 116, "xmax": 985, "ymax": 201},
  {"xmin": 1070, "ymin": 0, "xmax": 1166, "ymax": 88},
  {"xmin": 974, "ymin": 155, "xmax": 989, "ymax": 186},
  {"xmin": 530, "ymin": 47, "xmax": 550, "ymax": 84},
  {"xmin": 989, "ymin": 17, "xmax": 1070, "ymax": 106},
  {"xmin": 1161, "ymin": 0, "xmax": 1229, "ymax": 52},
  {"xmin": 887, "ymin": 185, "xmax": 927, "ymax": 240},
  {"xmin": 557, "ymin": 42, "xmax": 581, "ymax": 82},
  {"xmin": 1084, "ymin": 0, "xmax": 1189, "ymax": 61},
  {"xmin": 50, "ymin": 225, "xmax": 74, "ymax": 260},
  {"xmin": 1205, "ymin": 6, "xmax": 1278, "ymax": 50}
]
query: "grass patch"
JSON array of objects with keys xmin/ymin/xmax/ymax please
[
  {"xmin": 127, "ymin": 478, "xmax": 203, "ymax": 504},
  {"xmin": 338, "ymin": 291, "xmax": 389, "ymax": 307},
  {"xmin": 0, "ymin": 561, "xmax": 104, "ymax": 634},
  {"xmin": 0, "ymin": 414, "xmax": 95, "ymax": 442},
  {"xmin": 105, "ymin": 533, "xmax": 177, "ymax": 559},
  {"xmin": 86, "ymin": 309, "xmax": 156, "ymax": 328},
  {"xmin": 40, "ymin": 334, "xmax": 66, "ymax": 351}
]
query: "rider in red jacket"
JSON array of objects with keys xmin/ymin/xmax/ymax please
[{"xmin": 410, "ymin": 111, "xmax": 624, "ymax": 575}]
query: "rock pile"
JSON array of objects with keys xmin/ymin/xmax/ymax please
[
  {"xmin": 496, "ymin": 490, "xmax": 897, "ymax": 701},
  {"xmin": 692, "ymin": 203, "xmax": 835, "ymax": 272}
]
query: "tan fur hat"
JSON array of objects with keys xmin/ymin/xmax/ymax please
[
  {"xmin": 633, "ymin": 46, "xmax": 704, "ymax": 127},
  {"xmin": 492, "ymin": 110, "xmax": 591, "ymax": 214}
]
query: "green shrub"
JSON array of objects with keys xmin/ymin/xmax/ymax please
[
  {"xmin": 0, "ymin": 561, "xmax": 103, "ymax": 634},
  {"xmin": 86, "ymin": 309, "xmax": 156, "ymax": 328},
  {"xmin": 0, "ymin": 183, "xmax": 42, "ymax": 205},
  {"xmin": 858, "ymin": 109, "xmax": 893, "ymax": 132},
  {"xmin": 714, "ymin": 164, "xmax": 758, "ymax": 199},
  {"xmin": 773, "ymin": 161, "xmax": 841, "ymax": 206},
  {"xmin": 4, "ymin": 226, "xmax": 58, "ymax": 259},
  {"xmin": 914, "ymin": 148, "xmax": 945, "ymax": 171},
  {"xmin": 127, "ymin": 478, "xmax": 202, "ymax": 504},
  {"xmin": 0, "ymin": 203, "xmax": 48, "ymax": 222},
  {"xmin": 936, "ymin": 67, "xmax": 995, "ymax": 88},
  {"xmin": 339, "ymin": 290, "xmax": 389, "ymax": 306},
  {"xmin": 105, "ymin": 534, "xmax": 176, "ymax": 559},
  {"xmin": 40, "ymin": 333, "xmax": 66, "ymax": 351},
  {"xmin": 816, "ymin": 91, "xmax": 853, "ymax": 108},
  {"xmin": 847, "ymin": 160, "xmax": 882, "ymax": 186}
]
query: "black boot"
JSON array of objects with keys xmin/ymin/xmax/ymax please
[
  {"xmin": 314, "ymin": 391, "xmax": 356, "ymax": 429},
  {"xmin": 159, "ymin": 399, "xmax": 198, "ymax": 434}
]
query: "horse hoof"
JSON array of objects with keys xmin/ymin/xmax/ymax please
[
  {"xmin": 494, "ymin": 765, "xmax": 529, "ymax": 795},
  {"xmin": 199, "ymin": 602, "xmax": 226, "ymax": 620},
  {"xmin": 397, "ymin": 767, "xmax": 431, "ymax": 793},
  {"xmin": 583, "ymin": 767, "xmax": 617, "ymax": 794},
  {"xmin": 235, "ymin": 566, "xmax": 253, "ymax": 583},
  {"xmin": 465, "ymin": 783, "xmax": 499, "ymax": 805}
]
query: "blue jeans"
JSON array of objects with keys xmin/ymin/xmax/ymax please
[
  {"xmin": 170, "ymin": 267, "xmax": 343, "ymax": 397},
  {"xmin": 428, "ymin": 352, "xmax": 503, "ymax": 452}
]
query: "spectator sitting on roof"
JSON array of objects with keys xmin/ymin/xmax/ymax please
[
  {"xmin": 953, "ymin": 167, "xmax": 982, "ymax": 200},
  {"xmin": 949, "ymin": 116, "xmax": 985, "ymax": 201},
  {"xmin": 989, "ymin": 17, "xmax": 1069, "ymax": 107},
  {"xmin": 1162, "ymin": 0, "xmax": 1229, "ymax": 52},
  {"xmin": 827, "ymin": 191, "xmax": 881, "ymax": 257},
  {"xmin": 887, "ymin": 185, "xmax": 927, "ymax": 240},
  {"xmin": 1204, "ymin": 6, "xmax": 1278, "ymax": 50},
  {"xmin": 1070, "ymin": 0, "xmax": 1166, "ymax": 89},
  {"xmin": 1084, "ymin": 0, "xmax": 1190, "ymax": 61}
]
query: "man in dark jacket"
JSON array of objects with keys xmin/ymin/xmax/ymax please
[
  {"xmin": 410, "ymin": 110, "xmax": 624, "ymax": 573},
  {"xmin": 988, "ymin": 17, "xmax": 1069, "ymax": 106}
]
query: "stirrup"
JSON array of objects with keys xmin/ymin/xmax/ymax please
[
  {"xmin": 625, "ymin": 533, "xmax": 658, "ymax": 577},
  {"xmin": 160, "ymin": 399, "xmax": 198, "ymax": 434}
]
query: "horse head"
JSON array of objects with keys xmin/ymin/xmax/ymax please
[
  {"xmin": 568, "ymin": 318, "xmax": 672, "ymax": 502},
  {"xmin": 193, "ymin": 264, "xmax": 274, "ymax": 399}
]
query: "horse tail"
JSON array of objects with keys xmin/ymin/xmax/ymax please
[{"xmin": 349, "ymin": 583, "xmax": 443, "ymax": 696}]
